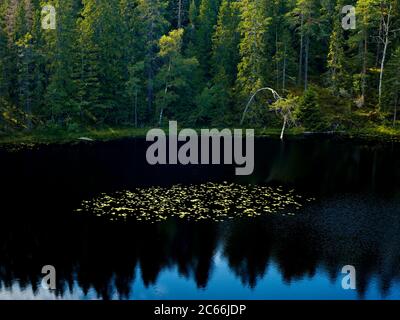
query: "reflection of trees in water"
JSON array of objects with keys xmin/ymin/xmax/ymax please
[
  {"xmin": 258, "ymin": 139, "xmax": 400, "ymax": 195},
  {"xmin": 1, "ymin": 138, "xmax": 400, "ymax": 299},
  {"xmin": 222, "ymin": 221, "xmax": 273, "ymax": 288},
  {"xmin": 226, "ymin": 197, "xmax": 400, "ymax": 299},
  {"xmin": 222, "ymin": 217, "xmax": 323, "ymax": 288},
  {"xmin": 0, "ymin": 217, "xmax": 219, "ymax": 299},
  {"xmin": 1, "ymin": 196, "xmax": 400, "ymax": 300}
]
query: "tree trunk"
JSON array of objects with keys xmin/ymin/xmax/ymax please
[
  {"xmin": 394, "ymin": 95, "xmax": 398, "ymax": 127},
  {"xmin": 280, "ymin": 115, "xmax": 287, "ymax": 140},
  {"xmin": 378, "ymin": 37, "xmax": 389, "ymax": 109},
  {"xmin": 378, "ymin": 5, "xmax": 391, "ymax": 110},
  {"xmin": 298, "ymin": 14, "xmax": 304, "ymax": 87},
  {"xmin": 304, "ymin": 36, "xmax": 309, "ymax": 91},
  {"xmin": 80, "ymin": 39, "xmax": 84, "ymax": 122},
  {"xmin": 276, "ymin": 27, "xmax": 279, "ymax": 89},
  {"xmin": 376, "ymin": 17, "xmax": 383, "ymax": 67},
  {"xmin": 178, "ymin": 0, "xmax": 182, "ymax": 28},
  {"xmin": 159, "ymin": 108, "xmax": 164, "ymax": 127},
  {"xmin": 23, "ymin": 46, "xmax": 32, "ymax": 130},
  {"xmin": 361, "ymin": 30, "xmax": 368, "ymax": 105},
  {"xmin": 134, "ymin": 90, "xmax": 138, "ymax": 128},
  {"xmin": 147, "ymin": 63, "xmax": 154, "ymax": 115},
  {"xmin": 241, "ymin": 87, "xmax": 282, "ymax": 125},
  {"xmin": 147, "ymin": 22, "xmax": 155, "ymax": 116},
  {"xmin": 159, "ymin": 60, "xmax": 171, "ymax": 127},
  {"xmin": 282, "ymin": 43, "xmax": 287, "ymax": 92}
]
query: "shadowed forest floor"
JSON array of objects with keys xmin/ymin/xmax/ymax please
[{"xmin": 1, "ymin": 125, "xmax": 400, "ymax": 149}]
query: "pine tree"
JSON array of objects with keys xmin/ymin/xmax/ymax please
[
  {"xmin": 0, "ymin": 0, "xmax": 399, "ymax": 132},
  {"xmin": 290, "ymin": 0, "xmax": 322, "ymax": 90}
]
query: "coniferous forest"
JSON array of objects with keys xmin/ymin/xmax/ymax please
[{"xmin": 0, "ymin": 0, "xmax": 400, "ymax": 138}]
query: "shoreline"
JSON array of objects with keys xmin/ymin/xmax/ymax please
[{"xmin": 1, "ymin": 126, "xmax": 400, "ymax": 150}]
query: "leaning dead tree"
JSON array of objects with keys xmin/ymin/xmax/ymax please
[
  {"xmin": 240, "ymin": 87, "xmax": 282, "ymax": 125},
  {"xmin": 241, "ymin": 87, "xmax": 298, "ymax": 140}
]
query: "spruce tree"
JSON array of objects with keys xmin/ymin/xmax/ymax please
[
  {"xmin": 45, "ymin": 0, "xmax": 79, "ymax": 126},
  {"xmin": 298, "ymin": 88, "xmax": 325, "ymax": 131},
  {"xmin": 155, "ymin": 28, "xmax": 199, "ymax": 125},
  {"xmin": 199, "ymin": 0, "xmax": 240, "ymax": 125},
  {"xmin": 194, "ymin": 0, "xmax": 220, "ymax": 79},
  {"xmin": 14, "ymin": 0, "xmax": 35, "ymax": 129},
  {"xmin": 135, "ymin": 0, "xmax": 169, "ymax": 120},
  {"xmin": 236, "ymin": 0, "xmax": 270, "ymax": 98},
  {"xmin": 290, "ymin": 0, "xmax": 322, "ymax": 90},
  {"xmin": 0, "ymin": 11, "xmax": 9, "ymax": 99},
  {"xmin": 384, "ymin": 46, "xmax": 400, "ymax": 125},
  {"xmin": 327, "ymin": 0, "xmax": 348, "ymax": 94},
  {"xmin": 348, "ymin": 0, "xmax": 380, "ymax": 107},
  {"xmin": 76, "ymin": 0, "xmax": 127, "ymax": 125}
]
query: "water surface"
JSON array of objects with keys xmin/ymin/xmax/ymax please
[{"xmin": 1, "ymin": 137, "xmax": 400, "ymax": 300}]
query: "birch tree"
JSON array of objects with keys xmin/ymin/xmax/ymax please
[
  {"xmin": 271, "ymin": 95, "xmax": 300, "ymax": 140},
  {"xmin": 377, "ymin": 0, "xmax": 399, "ymax": 109},
  {"xmin": 155, "ymin": 29, "xmax": 199, "ymax": 125}
]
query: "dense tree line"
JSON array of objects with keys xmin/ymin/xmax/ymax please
[{"xmin": 0, "ymin": 0, "xmax": 399, "ymax": 133}]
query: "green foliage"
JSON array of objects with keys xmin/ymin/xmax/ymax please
[
  {"xmin": 76, "ymin": 0, "xmax": 128, "ymax": 124},
  {"xmin": 0, "ymin": 97, "xmax": 41, "ymax": 132},
  {"xmin": 0, "ymin": 26, "xmax": 8, "ymax": 99},
  {"xmin": 135, "ymin": 0, "xmax": 169, "ymax": 119},
  {"xmin": 298, "ymin": 88, "xmax": 326, "ymax": 131},
  {"xmin": 0, "ymin": 0, "xmax": 400, "ymax": 136},
  {"xmin": 236, "ymin": 0, "xmax": 271, "ymax": 99},
  {"xmin": 44, "ymin": 0, "xmax": 79, "ymax": 125},
  {"xmin": 195, "ymin": 0, "xmax": 241, "ymax": 126},
  {"xmin": 271, "ymin": 95, "xmax": 300, "ymax": 119},
  {"xmin": 194, "ymin": 0, "xmax": 220, "ymax": 78},
  {"xmin": 327, "ymin": 0, "xmax": 349, "ymax": 93},
  {"xmin": 383, "ymin": 46, "xmax": 400, "ymax": 121},
  {"xmin": 211, "ymin": 0, "xmax": 240, "ymax": 87},
  {"xmin": 155, "ymin": 28, "xmax": 199, "ymax": 125},
  {"xmin": 126, "ymin": 61, "xmax": 145, "ymax": 126}
]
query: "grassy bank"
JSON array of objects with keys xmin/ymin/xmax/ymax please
[
  {"xmin": 1, "ymin": 125, "xmax": 400, "ymax": 149},
  {"xmin": 0, "ymin": 127, "xmax": 150, "ymax": 146}
]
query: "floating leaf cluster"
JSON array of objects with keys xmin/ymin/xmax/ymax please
[{"xmin": 74, "ymin": 182, "xmax": 314, "ymax": 222}]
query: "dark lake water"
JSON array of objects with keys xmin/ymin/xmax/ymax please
[{"xmin": 1, "ymin": 137, "xmax": 400, "ymax": 300}]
